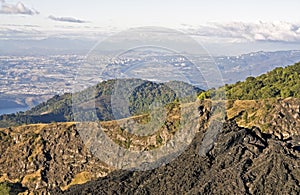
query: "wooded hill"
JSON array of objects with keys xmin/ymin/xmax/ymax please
[
  {"xmin": 199, "ymin": 62, "xmax": 300, "ymax": 100},
  {"xmin": 0, "ymin": 79, "xmax": 202, "ymax": 128}
]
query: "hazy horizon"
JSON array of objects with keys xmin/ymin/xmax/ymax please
[{"xmin": 1, "ymin": 0, "xmax": 300, "ymax": 55}]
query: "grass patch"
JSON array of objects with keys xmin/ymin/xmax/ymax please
[{"xmin": 61, "ymin": 172, "xmax": 93, "ymax": 191}]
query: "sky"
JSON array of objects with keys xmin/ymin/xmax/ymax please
[{"xmin": 1, "ymin": 0, "xmax": 300, "ymax": 55}]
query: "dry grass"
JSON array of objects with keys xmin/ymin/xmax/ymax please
[
  {"xmin": 21, "ymin": 169, "xmax": 41, "ymax": 186},
  {"xmin": 9, "ymin": 122, "xmax": 75, "ymax": 134},
  {"xmin": 226, "ymin": 99, "xmax": 278, "ymax": 131},
  {"xmin": 0, "ymin": 174, "xmax": 20, "ymax": 183},
  {"xmin": 61, "ymin": 172, "xmax": 93, "ymax": 191}
]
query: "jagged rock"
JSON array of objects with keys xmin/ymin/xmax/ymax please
[
  {"xmin": 1, "ymin": 98, "xmax": 300, "ymax": 194},
  {"xmin": 0, "ymin": 123, "xmax": 113, "ymax": 193},
  {"xmin": 227, "ymin": 98, "xmax": 300, "ymax": 140},
  {"xmin": 56, "ymin": 120, "xmax": 300, "ymax": 195}
]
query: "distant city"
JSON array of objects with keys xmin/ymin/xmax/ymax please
[
  {"xmin": 0, "ymin": 55, "xmax": 82, "ymax": 96},
  {"xmin": 1, "ymin": 50, "xmax": 300, "ymax": 114}
]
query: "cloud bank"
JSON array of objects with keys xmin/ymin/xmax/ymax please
[
  {"xmin": 0, "ymin": 1, "xmax": 39, "ymax": 15},
  {"xmin": 48, "ymin": 15, "xmax": 88, "ymax": 23},
  {"xmin": 185, "ymin": 22, "xmax": 300, "ymax": 43}
]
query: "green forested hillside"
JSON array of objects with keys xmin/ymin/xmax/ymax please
[
  {"xmin": 2, "ymin": 62, "xmax": 299, "ymax": 128},
  {"xmin": 0, "ymin": 79, "xmax": 201, "ymax": 127},
  {"xmin": 199, "ymin": 62, "xmax": 300, "ymax": 100}
]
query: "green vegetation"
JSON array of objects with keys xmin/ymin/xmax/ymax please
[
  {"xmin": 0, "ymin": 182, "xmax": 10, "ymax": 195},
  {"xmin": 129, "ymin": 81, "xmax": 176, "ymax": 115},
  {"xmin": 199, "ymin": 62, "xmax": 300, "ymax": 100},
  {"xmin": 4, "ymin": 61, "xmax": 299, "ymax": 128},
  {"xmin": 156, "ymin": 134, "xmax": 163, "ymax": 145},
  {"xmin": 0, "ymin": 182, "xmax": 28, "ymax": 195},
  {"xmin": 0, "ymin": 79, "xmax": 201, "ymax": 128}
]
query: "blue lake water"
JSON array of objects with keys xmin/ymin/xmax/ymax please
[{"xmin": 0, "ymin": 107, "xmax": 29, "ymax": 115}]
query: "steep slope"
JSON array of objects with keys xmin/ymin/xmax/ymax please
[
  {"xmin": 199, "ymin": 62, "xmax": 300, "ymax": 100},
  {"xmin": 0, "ymin": 98, "xmax": 299, "ymax": 194},
  {"xmin": 227, "ymin": 98, "xmax": 300, "ymax": 139},
  {"xmin": 55, "ymin": 120, "xmax": 300, "ymax": 194},
  {"xmin": 0, "ymin": 123, "xmax": 113, "ymax": 194}
]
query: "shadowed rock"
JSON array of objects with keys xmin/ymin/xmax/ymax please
[{"xmin": 55, "ymin": 120, "xmax": 300, "ymax": 194}]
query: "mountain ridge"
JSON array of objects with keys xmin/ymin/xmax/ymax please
[
  {"xmin": 0, "ymin": 61, "xmax": 299, "ymax": 194},
  {"xmin": 55, "ymin": 119, "xmax": 300, "ymax": 194},
  {"xmin": 0, "ymin": 97, "xmax": 299, "ymax": 193}
]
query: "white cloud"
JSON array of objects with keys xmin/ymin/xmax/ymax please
[
  {"xmin": 0, "ymin": 0, "xmax": 39, "ymax": 15},
  {"xmin": 48, "ymin": 15, "xmax": 88, "ymax": 23},
  {"xmin": 183, "ymin": 21, "xmax": 300, "ymax": 43}
]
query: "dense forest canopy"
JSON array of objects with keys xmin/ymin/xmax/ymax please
[
  {"xmin": 199, "ymin": 62, "xmax": 300, "ymax": 100},
  {"xmin": 0, "ymin": 79, "xmax": 201, "ymax": 127}
]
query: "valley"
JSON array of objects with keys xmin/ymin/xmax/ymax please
[
  {"xmin": 0, "ymin": 58, "xmax": 299, "ymax": 194},
  {"xmin": 1, "ymin": 50, "xmax": 300, "ymax": 114}
]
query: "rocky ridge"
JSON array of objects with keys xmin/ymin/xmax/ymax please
[
  {"xmin": 57, "ymin": 119, "xmax": 300, "ymax": 194},
  {"xmin": 0, "ymin": 123, "xmax": 113, "ymax": 194},
  {"xmin": 227, "ymin": 98, "xmax": 300, "ymax": 140},
  {"xmin": 0, "ymin": 98, "xmax": 299, "ymax": 194}
]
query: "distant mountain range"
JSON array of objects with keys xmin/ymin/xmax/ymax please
[
  {"xmin": 0, "ymin": 37, "xmax": 95, "ymax": 56},
  {"xmin": 215, "ymin": 50, "xmax": 300, "ymax": 84}
]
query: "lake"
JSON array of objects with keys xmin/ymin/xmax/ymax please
[{"xmin": 0, "ymin": 107, "xmax": 29, "ymax": 115}]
